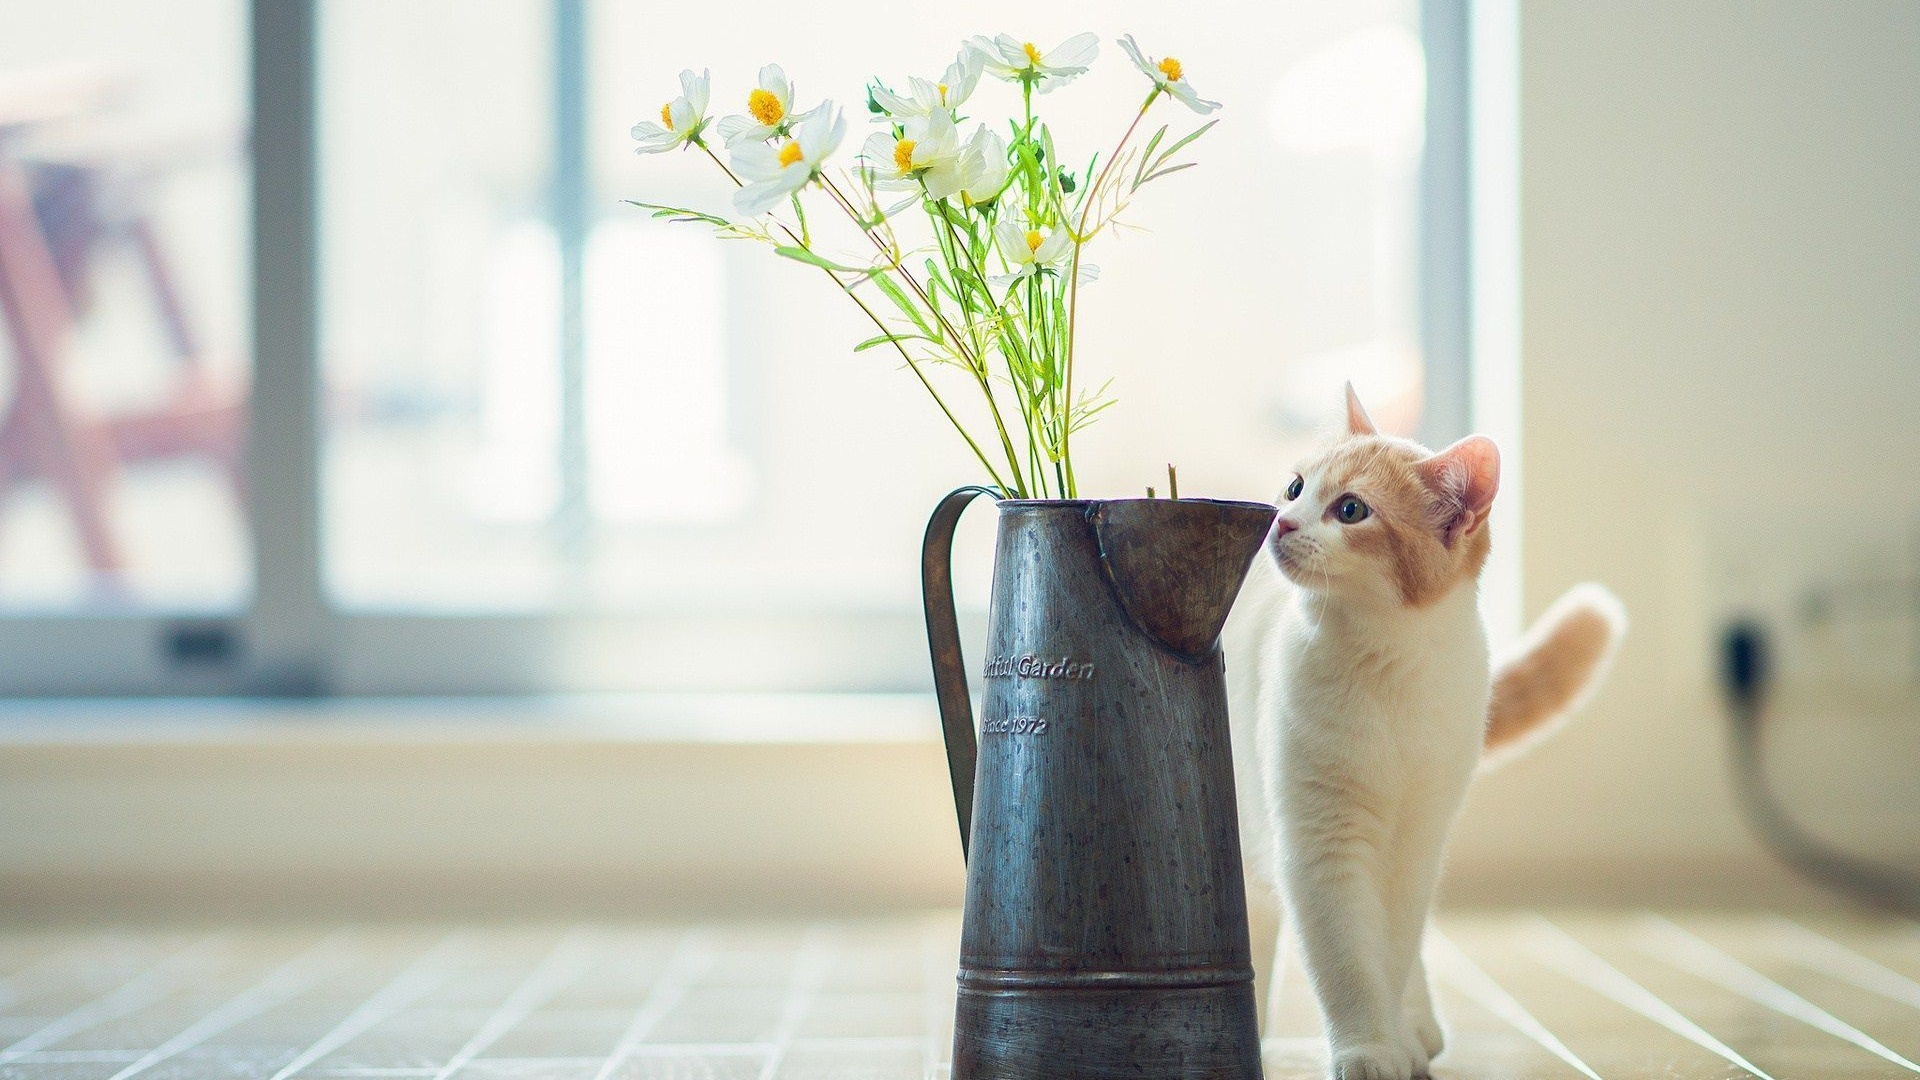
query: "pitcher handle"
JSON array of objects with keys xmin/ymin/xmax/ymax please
[{"xmin": 921, "ymin": 485, "xmax": 996, "ymax": 861}]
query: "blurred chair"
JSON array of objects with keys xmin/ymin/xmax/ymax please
[{"xmin": 0, "ymin": 68, "xmax": 246, "ymax": 586}]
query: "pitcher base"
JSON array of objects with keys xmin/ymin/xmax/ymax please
[{"xmin": 951, "ymin": 981, "xmax": 1261, "ymax": 1079}]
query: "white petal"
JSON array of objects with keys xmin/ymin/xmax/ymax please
[
  {"xmin": 730, "ymin": 142, "xmax": 784, "ymax": 181},
  {"xmin": 679, "ymin": 69, "xmax": 710, "ymax": 114},
  {"xmin": 630, "ymin": 126, "xmax": 679, "ymax": 154},
  {"xmin": 759, "ymin": 64, "xmax": 790, "ymax": 105},
  {"xmin": 921, "ymin": 161, "xmax": 964, "ymax": 201},
  {"xmin": 992, "ymin": 217, "xmax": 1028, "ymax": 259},
  {"xmin": 1117, "ymin": 34, "xmax": 1151, "ymax": 75},
  {"xmin": 906, "ymin": 76, "xmax": 942, "ymax": 109},
  {"xmin": 1169, "ymin": 82, "xmax": 1221, "ymax": 114},
  {"xmin": 944, "ymin": 51, "xmax": 983, "ymax": 101},
  {"xmin": 964, "ymin": 36, "xmax": 1012, "ymax": 77},
  {"xmin": 801, "ymin": 105, "xmax": 846, "ymax": 160},
  {"xmin": 914, "ymin": 110, "xmax": 960, "ymax": 157},
  {"xmin": 861, "ymin": 130, "xmax": 897, "ymax": 163},
  {"xmin": 1034, "ymin": 230, "xmax": 1072, "ymax": 264},
  {"xmin": 716, "ymin": 115, "xmax": 761, "ymax": 143},
  {"xmin": 991, "ymin": 34, "xmax": 1030, "ymax": 66},
  {"xmin": 870, "ymin": 85, "xmax": 918, "ymax": 116},
  {"xmin": 1044, "ymin": 32, "xmax": 1100, "ymax": 71},
  {"xmin": 733, "ymin": 177, "xmax": 789, "ymax": 216}
]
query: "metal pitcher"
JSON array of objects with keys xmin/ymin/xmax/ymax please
[{"xmin": 922, "ymin": 489, "xmax": 1277, "ymax": 1079}]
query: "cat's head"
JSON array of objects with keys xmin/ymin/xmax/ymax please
[{"xmin": 1266, "ymin": 384, "xmax": 1500, "ymax": 607}]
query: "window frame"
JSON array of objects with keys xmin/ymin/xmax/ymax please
[{"xmin": 0, "ymin": 0, "xmax": 1475, "ymax": 697}]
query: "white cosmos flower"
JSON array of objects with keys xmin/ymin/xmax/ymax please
[
  {"xmin": 871, "ymin": 50, "xmax": 984, "ymax": 119},
  {"xmin": 630, "ymin": 69, "xmax": 712, "ymax": 153},
  {"xmin": 955, "ymin": 125, "xmax": 1009, "ymax": 206},
  {"xmin": 991, "ymin": 217, "xmax": 1097, "ymax": 288},
  {"xmin": 859, "ymin": 109, "xmax": 966, "ymax": 200},
  {"xmin": 1117, "ymin": 35, "xmax": 1220, "ymax": 114},
  {"xmin": 730, "ymin": 105, "xmax": 846, "ymax": 216},
  {"xmin": 967, "ymin": 33, "xmax": 1098, "ymax": 94},
  {"xmin": 716, "ymin": 63, "xmax": 820, "ymax": 146}
]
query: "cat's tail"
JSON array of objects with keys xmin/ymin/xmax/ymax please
[{"xmin": 1482, "ymin": 583, "xmax": 1626, "ymax": 766}]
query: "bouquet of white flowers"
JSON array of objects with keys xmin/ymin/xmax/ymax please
[{"xmin": 630, "ymin": 33, "xmax": 1217, "ymax": 498}]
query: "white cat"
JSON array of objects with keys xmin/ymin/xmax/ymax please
[{"xmin": 1226, "ymin": 385, "xmax": 1624, "ymax": 1080}]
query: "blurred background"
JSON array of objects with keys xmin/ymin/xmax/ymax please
[{"xmin": 0, "ymin": 0, "xmax": 1914, "ymax": 920}]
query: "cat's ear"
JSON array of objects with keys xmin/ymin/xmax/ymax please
[
  {"xmin": 1418, "ymin": 435, "xmax": 1500, "ymax": 545},
  {"xmin": 1344, "ymin": 381, "xmax": 1378, "ymax": 436}
]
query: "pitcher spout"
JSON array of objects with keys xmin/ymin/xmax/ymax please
[{"xmin": 1091, "ymin": 498, "xmax": 1279, "ymax": 657}]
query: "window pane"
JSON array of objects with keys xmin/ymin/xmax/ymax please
[
  {"xmin": 325, "ymin": 0, "xmax": 1426, "ymax": 613},
  {"xmin": 0, "ymin": 2, "xmax": 251, "ymax": 612}
]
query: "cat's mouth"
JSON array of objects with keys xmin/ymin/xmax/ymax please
[
  {"xmin": 1271, "ymin": 537, "xmax": 1331, "ymax": 587},
  {"xmin": 1270, "ymin": 537, "xmax": 1310, "ymax": 574}
]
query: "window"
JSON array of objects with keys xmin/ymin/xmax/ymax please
[{"xmin": 0, "ymin": 0, "xmax": 1470, "ymax": 696}]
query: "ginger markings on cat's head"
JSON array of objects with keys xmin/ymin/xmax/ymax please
[{"xmin": 1267, "ymin": 386, "xmax": 1502, "ymax": 608}]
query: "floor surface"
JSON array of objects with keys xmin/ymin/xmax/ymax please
[{"xmin": 0, "ymin": 910, "xmax": 1915, "ymax": 1078}]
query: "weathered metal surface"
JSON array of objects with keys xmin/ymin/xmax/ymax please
[{"xmin": 922, "ymin": 492, "xmax": 1277, "ymax": 1079}]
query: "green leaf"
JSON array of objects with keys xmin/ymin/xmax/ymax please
[
  {"xmin": 624, "ymin": 200, "xmax": 732, "ymax": 228},
  {"xmin": 773, "ymin": 246, "xmax": 866, "ymax": 273},
  {"xmin": 1139, "ymin": 162, "xmax": 1199, "ymax": 186},
  {"xmin": 1134, "ymin": 125, "xmax": 1169, "ymax": 188},
  {"xmin": 871, "ymin": 272, "xmax": 935, "ymax": 337},
  {"xmin": 1149, "ymin": 119, "xmax": 1217, "ymax": 173},
  {"xmin": 854, "ymin": 331, "xmax": 934, "ymax": 353}
]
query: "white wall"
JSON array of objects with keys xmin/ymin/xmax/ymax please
[{"xmin": 1444, "ymin": 0, "xmax": 1920, "ymax": 901}]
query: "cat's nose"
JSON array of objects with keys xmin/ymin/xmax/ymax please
[{"xmin": 1271, "ymin": 519, "xmax": 1299, "ymax": 540}]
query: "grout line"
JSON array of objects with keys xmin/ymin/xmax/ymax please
[
  {"xmin": 1764, "ymin": 915, "xmax": 1920, "ymax": 1011},
  {"xmin": 1632, "ymin": 914, "xmax": 1920, "ymax": 1074},
  {"xmin": 264, "ymin": 930, "xmax": 474, "ymax": 1080},
  {"xmin": 1425, "ymin": 927, "xmax": 1603, "ymax": 1080},
  {"xmin": 9, "ymin": 1051, "xmax": 144, "ymax": 1063},
  {"xmin": 756, "ymin": 925, "xmax": 840, "ymax": 1080},
  {"xmin": 104, "ymin": 928, "xmax": 358, "ymax": 1080},
  {"xmin": 589, "ymin": 929, "xmax": 712, "ymax": 1080},
  {"xmin": 429, "ymin": 924, "xmax": 599, "ymax": 1080},
  {"xmin": 0, "ymin": 933, "xmax": 231, "ymax": 1064},
  {"xmin": 1523, "ymin": 915, "xmax": 1777, "ymax": 1080}
]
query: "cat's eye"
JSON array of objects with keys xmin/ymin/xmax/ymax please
[
  {"xmin": 1335, "ymin": 495, "xmax": 1370, "ymax": 524},
  {"xmin": 1285, "ymin": 475, "xmax": 1304, "ymax": 501}
]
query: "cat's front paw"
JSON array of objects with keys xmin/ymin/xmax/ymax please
[
  {"xmin": 1331, "ymin": 1040, "xmax": 1418, "ymax": 1080},
  {"xmin": 1407, "ymin": 1012, "xmax": 1445, "ymax": 1062}
]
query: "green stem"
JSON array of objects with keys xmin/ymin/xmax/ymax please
[
  {"xmin": 1060, "ymin": 88, "xmax": 1162, "ymax": 498},
  {"xmin": 696, "ymin": 141, "xmax": 1011, "ymax": 494},
  {"xmin": 822, "ymin": 174, "xmax": 1028, "ymax": 495}
]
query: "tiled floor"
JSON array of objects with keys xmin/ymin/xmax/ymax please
[{"xmin": 0, "ymin": 910, "xmax": 1915, "ymax": 1078}]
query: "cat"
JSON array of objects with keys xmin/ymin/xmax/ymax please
[{"xmin": 1225, "ymin": 384, "xmax": 1624, "ymax": 1080}]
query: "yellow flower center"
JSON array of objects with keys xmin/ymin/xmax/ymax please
[
  {"xmin": 937, "ymin": 83, "xmax": 950, "ymax": 103},
  {"xmin": 660, "ymin": 103, "xmax": 674, "ymax": 130},
  {"xmin": 777, "ymin": 140, "xmax": 805, "ymax": 168},
  {"xmin": 747, "ymin": 88, "xmax": 784, "ymax": 126},
  {"xmin": 1022, "ymin": 42, "xmax": 1043, "ymax": 66},
  {"xmin": 1158, "ymin": 57, "xmax": 1183, "ymax": 83},
  {"xmin": 893, "ymin": 138, "xmax": 917, "ymax": 173},
  {"xmin": 1024, "ymin": 229, "xmax": 1044, "ymax": 253}
]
